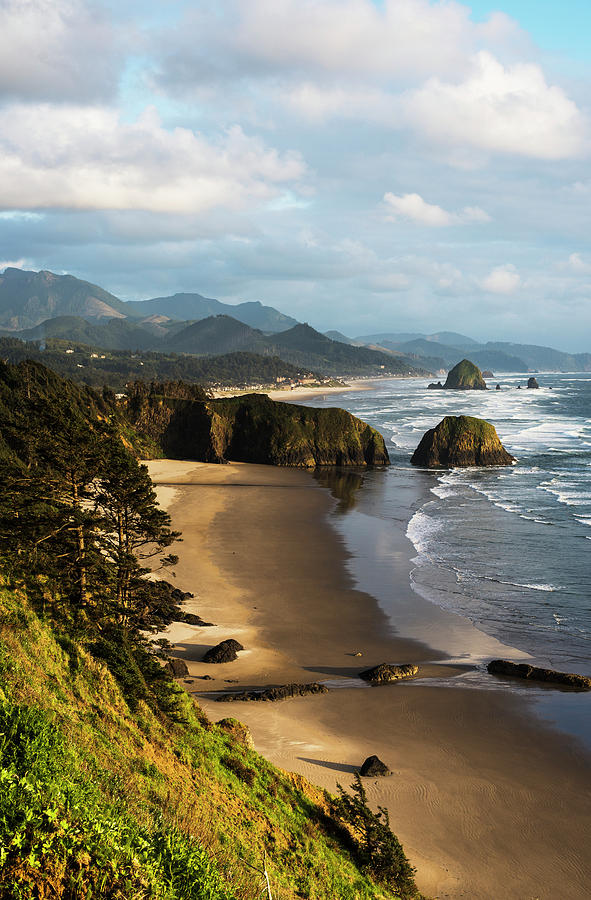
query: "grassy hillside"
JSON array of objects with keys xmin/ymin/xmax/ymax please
[
  {"xmin": 0, "ymin": 583, "xmax": 424, "ymax": 899},
  {"xmin": 0, "ymin": 360, "xmax": 419, "ymax": 898}
]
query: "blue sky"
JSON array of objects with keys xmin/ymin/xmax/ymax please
[{"xmin": 0, "ymin": 0, "xmax": 590, "ymax": 350}]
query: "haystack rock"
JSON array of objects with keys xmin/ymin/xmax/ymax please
[
  {"xmin": 443, "ymin": 359, "xmax": 487, "ymax": 390},
  {"xmin": 411, "ymin": 416, "xmax": 515, "ymax": 468}
]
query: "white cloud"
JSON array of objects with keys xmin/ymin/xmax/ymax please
[
  {"xmin": 0, "ymin": 104, "xmax": 306, "ymax": 213},
  {"xmin": 563, "ymin": 252, "xmax": 591, "ymax": 274},
  {"xmin": 0, "ymin": 0, "xmax": 120, "ymax": 101},
  {"xmin": 481, "ymin": 264, "xmax": 521, "ymax": 294},
  {"xmin": 406, "ymin": 51, "xmax": 587, "ymax": 160},
  {"xmin": 0, "ymin": 258, "xmax": 26, "ymax": 270},
  {"xmin": 383, "ymin": 192, "xmax": 490, "ymax": 227},
  {"xmin": 160, "ymin": 0, "xmax": 502, "ymax": 87}
]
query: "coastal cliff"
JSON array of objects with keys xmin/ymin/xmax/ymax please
[
  {"xmin": 127, "ymin": 387, "xmax": 390, "ymax": 467},
  {"xmin": 411, "ymin": 415, "xmax": 515, "ymax": 467}
]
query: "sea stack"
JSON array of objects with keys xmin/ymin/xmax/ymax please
[
  {"xmin": 411, "ymin": 416, "xmax": 515, "ymax": 468},
  {"xmin": 443, "ymin": 359, "xmax": 487, "ymax": 390},
  {"xmin": 527, "ymin": 377, "xmax": 540, "ymax": 389}
]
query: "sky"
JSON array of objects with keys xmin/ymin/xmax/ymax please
[{"xmin": 0, "ymin": 1, "xmax": 590, "ymax": 350}]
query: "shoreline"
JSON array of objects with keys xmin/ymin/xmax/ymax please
[{"xmin": 148, "ymin": 459, "xmax": 591, "ymax": 900}]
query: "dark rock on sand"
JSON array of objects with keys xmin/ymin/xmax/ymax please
[
  {"xmin": 203, "ymin": 639, "xmax": 244, "ymax": 664},
  {"xmin": 217, "ymin": 717, "xmax": 255, "ymax": 749},
  {"xmin": 178, "ymin": 612, "xmax": 216, "ymax": 626},
  {"xmin": 359, "ymin": 663, "xmax": 419, "ymax": 684},
  {"xmin": 487, "ymin": 660, "xmax": 591, "ymax": 690},
  {"xmin": 216, "ymin": 682, "xmax": 328, "ymax": 702},
  {"xmin": 165, "ymin": 657, "xmax": 190, "ymax": 677},
  {"xmin": 443, "ymin": 359, "xmax": 487, "ymax": 390},
  {"xmin": 411, "ymin": 415, "xmax": 515, "ymax": 468},
  {"xmin": 527, "ymin": 377, "xmax": 540, "ymax": 389},
  {"xmin": 360, "ymin": 755, "xmax": 391, "ymax": 777}
]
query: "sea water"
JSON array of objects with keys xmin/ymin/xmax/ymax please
[{"xmin": 307, "ymin": 373, "xmax": 591, "ymax": 743}]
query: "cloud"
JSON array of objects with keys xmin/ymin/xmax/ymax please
[
  {"xmin": 0, "ymin": 0, "xmax": 121, "ymax": 101},
  {"xmin": 0, "ymin": 104, "xmax": 306, "ymax": 213},
  {"xmin": 481, "ymin": 264, "xmax": 521, "ymax": 294},
  {"xmin": 563, "ymin": 252, "xmax": 591, "ymax": 274},
  {"xmin": 383, "ymin": 192, "xmax": 490, "ymax": 226},
  {"xmin": 406, "ymin": 51, "xmax": 587, "ymax": 160}
]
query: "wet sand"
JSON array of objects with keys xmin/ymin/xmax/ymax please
[{"xmin": 148, "ymin": 459, "xmax": 591, "ymax": 900}]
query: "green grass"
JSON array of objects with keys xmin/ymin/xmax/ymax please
[{"xmin": 0, "ymin": 584, "xmax": 417, "ymax": 899}]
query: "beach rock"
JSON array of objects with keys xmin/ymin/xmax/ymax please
[
  {"xmin": 443, "ymin": 359, "xmax": 487, "ymax": 390},
  {"xmin": 164, "ymin": 657, "xmax": 190, "ymax": 677},
  {"xmin": 359, "ymin": 663, "xmax": 419, "ymax": 684},
  {"xmin": 216, "ymin": 717, "xmax": 255, "ymax": 750},
  {"xmin": 482, "ymin": 370, "xmax": 494, "ymax": 378},
  {"xmin": 427, "ymin": 381, "xmax": 443, "ymax": 390},
  {"xmin": 216, "ymin": 682, "xmax": 329, "ymax": 702},
  {"xmin": 496, "ymin": 384, "xmax": 501, "ymax": 390},
  {"xmin": 411, "ymin": 416, "xmax": 515, "ymax": 468},
  {"xmin": 527, "ymin": 377, "xmax": 540, "ymax": 389},
  {"xmin": 487, "ymin": 660, "xmax": 591, "ymax": 690},
  {"xmin": 179, "ymin": 612, "xmax": 216, "ymax": 626},
  {"xmin": 203, "ymin": 639, "xmax": 244, "ymax": 664},
  {"xmin": 359, "ymin": 755, "xmax": 391, "ymax": 777}
]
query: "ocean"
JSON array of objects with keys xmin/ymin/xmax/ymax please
[{"xmin": 306, "ymin": 373, "xmax": 591, "ymax": 744}]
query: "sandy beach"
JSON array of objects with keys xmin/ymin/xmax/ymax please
[{"xmin": 148, "ymin": 458, "xmax": 591, "ymax": 900}]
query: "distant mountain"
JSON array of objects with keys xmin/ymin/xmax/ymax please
[
  {"xmin": 323, "ymin": 330, "xmax": 356, "ymax": 345},
  {"xmin": 355, "ymin": 330, "xmax": 477, "ymax": 346},
  {"xmin": 0, "ymin": 268, "xmax": 299, "ymax": 334},
  {"xmin": 163, "ymin": 315, "xmax": 267, "ymax": 356},
  {"xmin": 0, "ymin": 268, "xmax": 129, "ymax": 330},
  {"xmin": 264, "ymin": 323, "xmax": 428, "ymax": 376},
  {"xmin": 482, "ymin": 342, "xmax": 591, "ymax": 373},
  {"xmin": 127, "ymin": 293, "xmax": 298, "ymax": 333},
  {"xmin": 14, "ymin": 316, "xmax": 161, "ymax": 352}
]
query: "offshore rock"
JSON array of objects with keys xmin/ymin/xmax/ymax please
[
  {"xmin": 411, "ymin": 416, "xmax": 515, "ymax": 468},
  {"xmin": 443, "ymin": 359, "xmax": 487, "ymax": 390},
  {"xmin": 427, "ymin": 381, "xmax": 443, "ymax": 390},
  {"xmin": 216, "ymin": 682, "xmax": 328, "ymax": 702},
  {"xmin": 203, "ymin": 639, "xmax": 244, "ymax": 663},
  {"xmin": 496, "ymin": 384, "xmax": 501, "ymax": 390},
  {"xmin": 482, "ymin": 370, "xmax": 494, "ymax": 378},
  {"xmin": 527, "ymin": 377, "xmax": 540, "ymax": 389},
  {"xmin": 360, "ymin": 755, "xmax": 391, "ymax": 777},
  {"xmin": 487, "ymin": 660, "xmax": 591, "ymax": 690},
  {"xmin": 359, "ymin": 663, "xmax": 419, "ymax": 684}
]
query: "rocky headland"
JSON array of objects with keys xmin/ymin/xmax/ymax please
[
  {"xmin": 126, "ymin": 384, "xmax": 390, "ymax": 467},
  {"xmin": 411, "ymin": 415, "xmax": 515, "ymax": 468}
]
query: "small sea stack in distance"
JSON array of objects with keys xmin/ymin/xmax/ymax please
[
  {"xmin": 411, "ymin": 415, "xmax": 515, "ymax": 468},
  {"xmin": 527, "ymin": 376, "xmax": 540, "ymax": 389}
]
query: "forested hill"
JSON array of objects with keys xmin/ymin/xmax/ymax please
[{"xmin": 0, "ymin": 359, "xmax": 418, "ymax": 898}]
